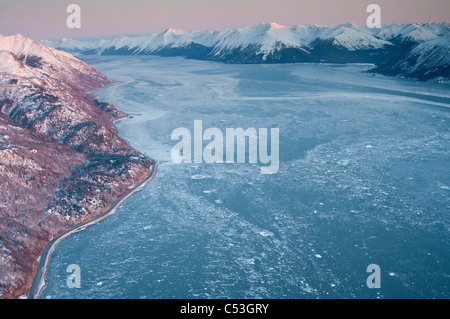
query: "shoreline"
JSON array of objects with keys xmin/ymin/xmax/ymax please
[
  {"xmin": 28, "ymin": 160, "xmax": 160, "ymax": 299},
  {"xmin": 27, "ymin": 95, "xmax": 157, "ymax": 299}
]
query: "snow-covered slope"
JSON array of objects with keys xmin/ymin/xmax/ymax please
[
  {"xmin": 0, "ymin": 34, "xmax": 127, "ymax": 152},
  {"xmin": 376, "ymin": 37, "xmax": 450, "ymax": 81},
  {"xmin": 316, "ymin": 24, "xmax": 391, "ymax": 51},
  {"xmin": 407, "ymin": 37, "xmax": 450, "ymax": 68},
  {"xmin": 0, "ymin": 50, "xmax": 25, "ymax": 74},
  {"xmin": 376, "ymin": 23, "xmax": 450, "ymax": 43},
  {"xmin": 40, "ymin": 37, "xmax": 96, "ymax": 52},
  {"xmin": 208, "ymin": 23, "xmax": 311, "ymax": 60},
  {"xmin": 0, "ymin": 34, "xmax": 111, "ymax": 92}
]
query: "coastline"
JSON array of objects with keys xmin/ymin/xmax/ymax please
[
  {"xmin": 25, "ymin": 95, "xmax": 157, "ymax": 299},
  {"xmin": 27, "ymin": 159, "xmax": 159, "ymax": 299},
  {"xmin": 0, "ymin": 40, "xmax": 158, "ymax": 299}
]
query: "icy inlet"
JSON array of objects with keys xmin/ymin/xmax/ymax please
[{"xmin": 41, "ymin": 55, "xmax": 450, "ymax": 299}]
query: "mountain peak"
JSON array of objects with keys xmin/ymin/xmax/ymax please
[
  {"xmin": 0, "ymin": 33, "xmax": 112, "ymax": 91},
  {"xmin": 0, "ymin": 34, "xmax": 49, "ymax": 59},
  {"xmin": 163, "ymin": 28, "xmax": 186, "ymax": 35},
  {"xmin": 268, "ymin": 22, "xmax": 286, "ymax": 30},
  {"xmin": 255, "ymin": 22, "xmax": 287, "ymax": 31}
]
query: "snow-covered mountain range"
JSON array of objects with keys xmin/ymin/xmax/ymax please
[{"xmin": 42, "ymin": 22, "xmax": 450, "ymax": 81}]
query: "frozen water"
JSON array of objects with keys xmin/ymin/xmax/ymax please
[{"xmin": 41, "ymin": 56, "xmax": 449, "ymax": 299}]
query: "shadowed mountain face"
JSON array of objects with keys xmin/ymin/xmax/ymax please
[
  {"xmin": 43, "ymin": 22, "xmax": 450, "ymax": 82},
  {"xmin": 0, "ymin": 34, "xmax": 153, "ymax": 298}
]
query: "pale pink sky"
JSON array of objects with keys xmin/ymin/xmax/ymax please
[{"xmin": 0, "ymin": 0, "xmax": 449, "ymax": 40}]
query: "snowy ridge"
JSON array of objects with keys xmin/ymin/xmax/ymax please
[
  {"xmin": 1, "ymin": 34, "xmax": 111, "ymax": 92},
  {"xmin": 0, "ymin": 50, "xmax": 25, "ymax": 75},
  {"xmin": 210, "ymin": 23, "xmax": 311, "ymax": 59},
  {"xmin": 42, "ymin": 22, "xmax": 449, "ymax": 54},
  {"xmin": 407, "ymin": 37, "xmax": 450, "ymax": 67},
  {"xmin": 317, "ymin": 25, "xmax": 391, "ymax": 51},
  {"xmin": 384, "ymin": 37, "xmax": 450, "ymax": 81},
  {"xmin": 376, "ymin": 22, "xmax": 450, "ymax": 43}
]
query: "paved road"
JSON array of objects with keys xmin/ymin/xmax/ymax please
[{"xmin": 28, "ymin": 160, "xmax": 159, "ymax": 299}]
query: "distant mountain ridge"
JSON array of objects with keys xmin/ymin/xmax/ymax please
[
  {"xmin": 42, "ymin": 22, "xmax": 450, "ymax": 81},
  {"xmin": 0, "ymin": 34, "xmax": 152, "ymax": 298}
]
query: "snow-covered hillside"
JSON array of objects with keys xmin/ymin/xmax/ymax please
[
  {"xmin": 0, "ymin": 34, "xmax": 111, "ymax": 92},
  {"xmin": 375, "ymin": 23, "xmax": 450, "ymax": 43},
  {"xmin": 0, "ymin": 34, "xmax": 153, "ymax": 299},
  {"xmin": 374, "ymin": 37, "xmax": 450, "ymax": 81}
]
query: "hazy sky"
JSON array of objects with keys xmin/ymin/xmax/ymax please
[{"xmin": 0, "ymin": 0, "xmax": 449, "ymax": 40}]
